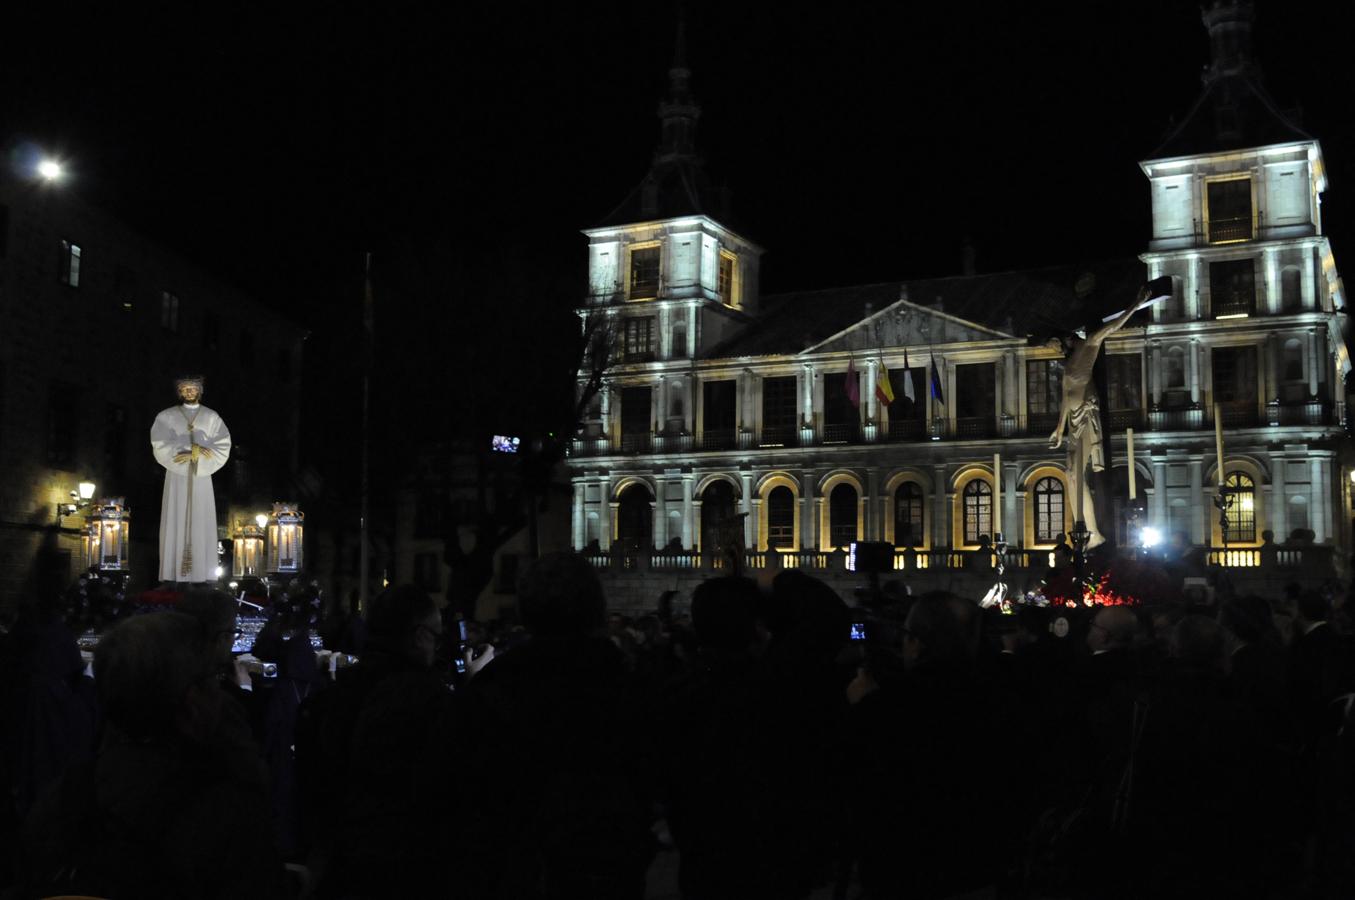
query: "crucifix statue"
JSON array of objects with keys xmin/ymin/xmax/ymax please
[{"xmin": 1048, "ymin": 280, "xmax": 1169, "ymax": 549}]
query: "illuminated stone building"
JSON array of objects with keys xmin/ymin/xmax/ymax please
[
  {"xmin": 0, "ymin": 167, "xmax": 306, "ymax": 606},
  {"xmin": 569, "ymin": 3, "xmax": 1352, "ymax": 606}
]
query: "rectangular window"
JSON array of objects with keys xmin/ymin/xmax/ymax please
[
  {"xmin": 203, "ymin": 311, "xmax": 220, "ymax": 350},
  {"xmin": 629, "ymin": 246, "xmax": 660, "ymax": 298},
  {"xmin": 1210, "ymin": 259, "xmax": 1256, "ymax": 318},
  {"xmin": 955, "ymin": 362, "xmax": 996, "ymax": 438},
  {"xmin": 1212, "ymin": 346, "xmax": 1258, "ymax": 408},
  {"xmin": 887, "ymin": 368, "xmax": 926, "ymax": 420},
  {"xmin": 1106, "ymin": 354, "xmax": 1142, "ymax": 410},
  {"xmin": 760, "ymin": 375, "xmax": 798, "ymax": 444},
  {"xmin": 823, "ymin": 372, "xmax": 859, "ymax": 427},
  {"xmin": 619, "ymin": 317, "xmax": 654, "ymax": 363},
  {"xmin": 59, "ymin": 240, "xmax": 81, "ymax": 287},
  {"xmin": 161, "ymin": 291, "xmax": 180, "ymax": 332},
  {"xmin": 1026, "ymin": 360, "xmax": 1062, "ymax": 415},
  {"xmin": 47, "ymin": 382, "xmax": 81, "ymax": 469},
  {"xmin": 717, "ymin": 252, "xmax": 735, "ymax": 305},
  {"xmin": 620, "ymin": 386, "xmax": 652, "ymax": 437},
  {"xmin": 1207, "ymin": 178, "xmax": 1253, "ymax": 243},
  {"xmin": 702, "ymin": 379, "xmax": 737, "ymax": 435}
]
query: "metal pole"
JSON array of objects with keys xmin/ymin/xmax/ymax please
[{"xmin": 358, "ymin": 252, "xmax": 374, "ymax": 614}]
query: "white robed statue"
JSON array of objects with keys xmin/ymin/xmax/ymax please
[{"xmin": 150, "ymin": 376, "xmax": 231, "ymax": 582}]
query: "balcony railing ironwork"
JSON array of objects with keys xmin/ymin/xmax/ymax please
[
  {"xmin": 758, "ymin": 427, "xmax": 799, "ymax": 448},
  {"xmin": 1208, "ymin": 216, "xmax": 1253, "ymax": 244},
  {"xmin": 954, "ymin": 416, "xmax": 998, "ymax": 439},
  {"xmin": 618, "ymin": 433, "xmax": 651, "ymax": 454},
  {"xmin": 820, "ymin": 422, "xmax": 860, "ymax": 444},
  {"xmin": 1106, "ymin": 409, "xmax": 1143, "ymax": 431},
  {"xmin": 888, "ymin": 418, "xmax": 927, "ymax": 441},
  {"xmin": 700, "ymin": 429, "xmax": 736, "ymax": 451}
]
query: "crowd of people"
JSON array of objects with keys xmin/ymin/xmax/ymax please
[{"xmin": 0, "ymin": 555, "xmax": 1353, "ymax": 899}]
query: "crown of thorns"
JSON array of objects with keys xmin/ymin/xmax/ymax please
[{"xmin": 174, "ymin": 376, "xmax": 205, "ymax": 390}]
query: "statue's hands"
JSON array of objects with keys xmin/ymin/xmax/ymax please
[
  {"xmin": 172, "ymin": 444, "xmax": 212, "ymax": 465},
  {"xmin": 195, "ymin": 444, "xmax": 214, "ymax": 460},
  {"xmin": 1049, "ymin": 429, "xmax": 1065, "ymax": 450},
  {"xmin": 173, "ymin": 449, "xmax": 193, "ymax": 465}
]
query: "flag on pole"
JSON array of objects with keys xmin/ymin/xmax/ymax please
[
  {"xmin": 929, "ymin": 355, "xmax": 944, "ymax": 403},
  {"xmin": 846, "ymin": 358, "xmax": 860, "ymax": 408},
  {"xmin": 902, "ymin": 349, "xmax": 916, "ymax": 403},
  {"xmin": 876, "ymin": 361, "xmax": 895, "ymax": 406}
]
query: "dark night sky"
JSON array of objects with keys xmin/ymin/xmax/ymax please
[{"xmin": 6, "ymin": 1, "xmax": 1355, "ymax": 323}]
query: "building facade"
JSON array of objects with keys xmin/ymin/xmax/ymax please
[
  {"xmin": 568, "ymin": 3, "xmax": 1352, "ymax": 607},
  {"xmin": 0, "ymin": 166, "xmax": 307, "ymax": 606}
]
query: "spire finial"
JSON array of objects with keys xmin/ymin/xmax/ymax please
[
  {"xmin": 656, "ymin": 6, "xmax": 700, "ymax": 163},
  {"xmin": 1201, "ymin": 0, "xmax": 1257, "ymax": 85}
]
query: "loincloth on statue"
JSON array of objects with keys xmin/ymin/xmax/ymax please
[{"xmin": 1067, "ymin": 397, "xmax": 1105, "ymax": 472}]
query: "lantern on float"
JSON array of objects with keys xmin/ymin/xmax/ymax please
[
  {"xmin": 232, "ymin": 517, "xmax": 266, "ymax": 577},
  {"xmin": 84, "ymin": 498, "xmax": 130, "ymax": 572},
  {"xmin": 266, "ymin": 502, "xmax": 304, "ymax": 575}
]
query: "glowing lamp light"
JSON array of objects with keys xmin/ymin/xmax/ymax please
[
  {"xmin": 1240, "ymin": 495, "xmax": 1254, "ymax": 513},
  {"xmin": 214, "ymin": 565, "xmax": 225, "ymax": 579},
  {"xmin": 255, "ymin": 513, "xmax": 268, "ymax": 529},
  {"xmin": 77, "ymin": 481, "xmax": 96, "ymax": 501},
  {"xmin": 1141, "ymin": 526, "xmax": 1163, "ymax": 549},
  {"xmin": 37, "ymin": 159, "xmax": 62, "ymax": 180},
  {"xmin": 1349, "ymin": 470, "xmax": 1355, "ymax": 485},
  {"xmin": 83, "ymin": 498, "xmax": 130, "ymax": 572},
  {"xmin": 232, "ymin": 517, "xmax": 266, "ymax": 578},
  {"xmin": 265, "ymin": 502, "xmax": 304, "ymax": 575}
]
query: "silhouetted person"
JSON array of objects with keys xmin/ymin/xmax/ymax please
[
  {"xmin": 23, "ymin": 611, "xmax": 281, "ymax": 899},
  {"xmin": 295, "ymin": 584, "xmax": 449, "ymax": 897},
  {"xmin": 451, "ymin": 552, "xmax": 654, "ymax": 900}
]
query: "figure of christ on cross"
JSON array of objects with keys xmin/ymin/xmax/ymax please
[{"xmin": 1047, "ymin": 281, "xmax": 1167, "ymax": 549}]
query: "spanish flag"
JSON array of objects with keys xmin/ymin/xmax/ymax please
[{"xmin": 875, "ymin": 361, "xmax": 895, "ymax": 406}]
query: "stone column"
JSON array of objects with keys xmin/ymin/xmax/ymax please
[
  {"xmin": 572, "ymin": 482, "xmax": 585, "ymax": 550},
  {"xmin": 680, "ymin": 475, "xmax": 694, "ymax": 549},
  {"xmin": 599, "ymin": 382, "xmax": 612, "ymax": 444},
  {"xmin": 1310, "ymin": 456, "xmax": 1327, "ymax": 543},
  {"xmin": 1189, "ymin": 339, "xmax": 1201, "ymax": 406},
  {"xmin": 813, "ymin": 496, "xmax": 826, "ymax": 551},
  {"xmin": 1301, "ymin": 245, "xmax": 1316, "ymax": 311},
  {"xmin": 1265, "ymin": 247, "xmax": 1280, "ymax": 315},
  {"xmin": 658, "ymin": 306, "xmax": 671, "ymax": 360},
  {"xmin": 1271, "ymin": 451, "xmax": 1287, "ymax": 541},
  {"xmin": 600, "ymin": 475, "xmax": 613, "ymax": 550},
  {"xmin": 1152, "ymin": 457, "xmax": 1167, "ymax": 530},
  {"xmin": 1267, "ymin": 332, "xmax": 1281, "ymax": 404},
  {"xmin": 1189, "ymin": 459, "xmax": 1205, "ymax": 546},
  {"xmin": 801, "ymin": 364, "xmax": 813, "ymax": 426},
  {"xmin": 683, "ymin": 377, "xmax": 695, "ymax": 434},
  {"xmin": 687, "ymin": 303, "xmax": 698, "ymax": 357},
  {"xmin": 865, "ymin": 360, "xmax": 878, "ymax": 425},
  {"xmin": 934, "ymin": 464, "xmax": 949, "ymax": 548},
  {"xmin": 656, "ymin": 377, "xmax": 668, "ymax": 435},
  {"xmin": 741, "ymin": 471, "xmax": 754, "ymax": 548},
  {"xmin": 1308, "ymin": 328, "xmax": 1320, "ymax": 397},
  {"xmin": 866, "ymin": 468, "xmax": 880, "ymax": 540},
  {"xmin": 1186, "ymin": 255, "xmax": 1200, "ymax": 319},
  {"xmin": 1150, "ymin": 344, "xmax": 1163, "ymax": 407},
  {"xmin": 801, "ymin": 472, "xmax": 816, "ymax": 551},
  {"xmin": 692, "ymin": 499, "xmax": 703, "ymax": 552},
  {"xmin": 1004, "ymin": 462, "xmax": 1019, "ymax": 544},
  {"xmin": 652, "ymin": 485, "xmax": 665, "ymax": 550}
]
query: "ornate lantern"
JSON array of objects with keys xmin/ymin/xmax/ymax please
[
  {"xmin": 266, "ymin": 502, "xmax": 304, "ymax": 575},
  {"xmin": 232, "ymin": 517, "xmax": 266, "ymax": 577},
  {"xmin": 83, "ymin": 498, "xmax": 130, "ymax": 572}
]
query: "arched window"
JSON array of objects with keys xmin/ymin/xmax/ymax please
[
  {"xmin": 1165, "ymin": 346, "xmax": 1186, "ymax": 390},
  {"xmin": 1033, "ymin": 476, "xmax": 1065, "ymax": 544},
  {"xmin": 1223, "ymin": 472, "xmax": 1256, "ymax": 544},
  {"xmin": 616, "ymin": 484, "xmax": 653, "ymax": 550},
  {"xmin": 1283, "ymin": 339, "xmax": 1304, "ymax": 381},
  {"xmin": 894, "ymin": 482, "xmax": 925, "ymax": 548},
  {"xmin": 962, "ymin": 479, "xmax": 992, "ymax": 545},
  {"xmin": 1288, "ymin": 494, "xmax": 1309, "ymax": 533},
  {"xmin": 1281, "ymin": 267, "xmax": 1302, "ymax": 311},
  {"xmin": 700, "ymin": 481, "xmax": 738, "ymax": 552},
  {"xmin": 829, "ymin": 483, "xmax": 858, "ymax": 549},
  {"xmin": 767, "ymin": 486, "xmax": 795, "ymax": 549}
]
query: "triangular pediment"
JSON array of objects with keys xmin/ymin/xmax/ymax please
[{"xmin": 807, "ymin": 299, "xmax": 1012, "ymax": 355}]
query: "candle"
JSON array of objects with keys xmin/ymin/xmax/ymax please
[
  {"xmin": 993, "ymin": 453, "xmax": 1002, "ymax": 537},
  {"xmin": 1214, "ymin": 403, "xmax": 1225, "ymax": 488},
  {"xmin": 1127, "ymin": 429, "xmax": 1136, "ymax": 500}
]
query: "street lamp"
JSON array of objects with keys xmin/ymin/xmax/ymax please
[
  {"xmin": 37, "ymin": 159, "xmax": 62, "ymax": 181},
  {"xmin": 265, "ymin": 502, "xmax": 304, "ymax": 575},
  {"xmin": 83, "ymin": 497, "xmax": 130, "ymax": 572},
  {"xmin": 232, "ymin": 517, "xmax": 266, "ymax": 578},
  {"xmin": 57, "ymin": 480, "xmax": 97, "ymax": 523}
]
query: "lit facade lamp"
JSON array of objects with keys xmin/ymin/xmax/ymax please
[
  {"xmin": 82, "ymin": 497, "xmax": 130, "ymax": 572},
  {"xmin": 265, "ymin": 502, "xmax": 304, "ymax": 575},
  {"xmin": 232, "ymin": 517, "xmax": 266, "ymax": 578},
  {"xmin": 57, "ymin": 480, "xmax": 99, "ymax": 523}
]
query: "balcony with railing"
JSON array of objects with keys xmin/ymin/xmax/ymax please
[
  {"xmin": 699, "ymin": 429, "xmax": 737, "ymax": 451},
  {"xmin": 1207, "ymin": 216, "xmax": 1253, "ymax": 244},
  {"xmin": 820, "ymin": 422, "xmax": 860, "ymax": 444},
  {"xmin": 757, "ymin": 426, "xmax": 800, "ymax": 448},
  {"xmin": 888, "ymin": 418, "xmax": 927, "ymax": 442}
]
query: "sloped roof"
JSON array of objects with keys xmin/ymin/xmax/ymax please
[
  {"xmin": 598, "ymin": 156, "xmax": 740, "ymax": 230},
  {"xmin": 708, "ymin": 259, "xmax": 1148, "ymax": 359},
  {"xmin": 1150, "ymin": 71, "xmax": 1313, "ymax": 160}
]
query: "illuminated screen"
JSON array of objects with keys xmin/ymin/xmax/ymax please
[{"xmin": 491, "ymin": 435, "xmax": 520, "ymax": 453}]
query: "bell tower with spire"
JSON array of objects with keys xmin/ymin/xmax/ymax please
[{"xmin": 580, "ymin": 18, "xmax": 762, "ymax": 365}]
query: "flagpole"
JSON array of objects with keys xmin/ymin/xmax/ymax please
[{"xmin": 358, "ymin": 252, "xmax": 374, "ymax": 615}]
